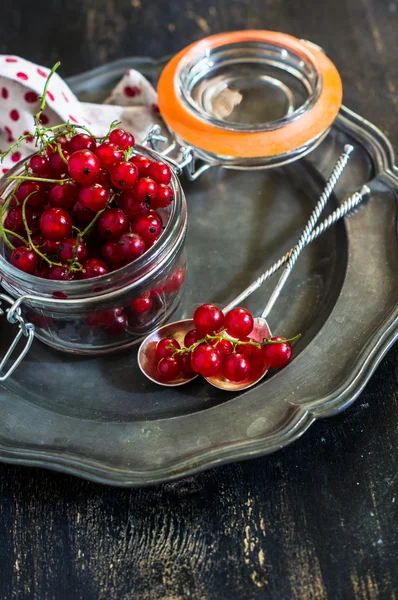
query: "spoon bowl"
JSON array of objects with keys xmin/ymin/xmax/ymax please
[{"xmin": 137, "ymin": 318, "xmax": 199, "ymax": 386}]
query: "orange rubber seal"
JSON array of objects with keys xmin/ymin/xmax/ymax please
[{"xmin": 158, "ymin": 31, "xmax": 343, "ymax": 159}]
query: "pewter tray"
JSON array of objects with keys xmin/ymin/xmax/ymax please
[{"xmin": 0, "ymin": 58, "xmax": 397, "ymax": 486}]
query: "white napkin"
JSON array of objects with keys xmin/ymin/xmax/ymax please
[{"xmin": 0, "ymin": 55, "xmax": 161, "ymax": 174}]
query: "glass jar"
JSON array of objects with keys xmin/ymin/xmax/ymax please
[{"xmin": 0, "ymin": 146, "xmax": 187, "ymax": 355}]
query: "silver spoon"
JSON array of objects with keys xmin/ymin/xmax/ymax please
[
  {"xmin": 139, "ymin": 146, "xmax": 362, "ymax": 388},
  {"xmin": 205, "ymin": 144, "xmax": 354, "ymax": 390}
]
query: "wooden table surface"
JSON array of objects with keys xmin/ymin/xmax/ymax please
[{"xmin": 1, "ymin": 0, "xmax": 398, "ymax": 598}]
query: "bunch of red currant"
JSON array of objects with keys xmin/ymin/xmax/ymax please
[
  {"xmin": 0, "ymin": 67, "xmax": 173, "ymax": 282},
  {"xmin": 154, "ymin": 303, "xmax": 299, "ymax": 383}
]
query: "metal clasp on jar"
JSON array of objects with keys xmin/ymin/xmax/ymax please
[
  {"xmin": 143, "ymin": 125, "xmax": 212, "ymax": 181},
  {"xmin": 0, "ymin": 293, "xmax": 35, "ymax": 382}
]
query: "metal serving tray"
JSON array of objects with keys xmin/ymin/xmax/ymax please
[{"xmin": 0, "ymin": 58, "xmax": 397, "ymax": 486}]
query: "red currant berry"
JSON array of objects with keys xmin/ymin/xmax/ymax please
[
  {"xmin": 184, "ymin": 329, "xmax": 202, "ymax": 348},
  {"xmin": 131, "ymin": 212, "xmax": 162, "ymax": 246},
  {"xmin": 5, "ymin": 206, "xmax": 40, "ymax": 235},
  {"xmin": 79, "ymin": 183, "xmax": 110, "ymax": 212},
  {"xmin": 4, "ymin": 207, "xmax": 24, "ymax": 232},
  {"xmin": 129, "ymin": 155, "xmax": 152, "ymax": 176},
  {"xmin": 85, "ymin": 312, "xmax": 106, "ymax": 329},
  {"xmin": 46, "ymin": 145, "xmax": 56, "ymax": 158},
  {"xmin": 48, "ymin": 265, "xmax": 76, "ymax": 281},
  {"xmin": 55, "ymin": 135, "xmax": 70, "ymax": 152},
  {"xmin": 94, "ymin": 167, "xmax": 111, "ymax": 187},
  {"xmin": 42, "ymin": 238, "xmax": 61, "ymax": 254},
  {"xmin": 30, "ymin": 234, "xmax": 44, "ymax": 248},
  {"xmin": 106, "ymin": 308, "xmax": 128, "ymax": 336},
  {"xmin": 9, "ymin": 234, "xmax": 25, "ymax": 249},
  {"xmin": 49, "ymin": 150, "xmax": 70, "ymax": 176},
  {"xmin": 40, "ymin": 207, "xmax": 72, "ymax": 240},
  {"xmin": 193, "ymin": 303, "xmax": 224, "ymax": 335},
  {"xmin": 84, "ymin": 231, "xmax": 104, "ymax": 259},
  {"xmin": 146, "ymin": 161, "xmax": 172, "ymax": 185},
  {"xmin": 28, "ymin": 210, "xmax": 42, "ymax": 235},
  {"xmin": 151, "ymin": 183, "xmax": 174, "ymax": 209},
  {"xmin": 262, "ymin": 337, "xmax": 292, "ymax": 368},
  {"xmin": 72, "ymin": 200, "xmax": 96, "ymax": 224},
  {"xmin": 68, "ymin": 149, "xmax": 100, "ymax": 185},
  {"xmin": 69, "ymin": 133, "xmax": 96, "ymax": 153},
  {"xmin": 179, "ymin": 352, "xmax": 196, "ymax": 376},
  {"xmin": 130, "ymin": 293, "xmax": 152, "ymax": 313},
  {"xmin": 49, "ymin": 181, "xmax": 79, "ymax": 210},
  {"xmin": 15, "ymin": 181, "xmax": 45, "ymax": 207},
  {"xmin": 33, "ymin": 262, "xmax": 50, "ymax": 279},
  {"xmin": 58, "ymin": 238, "xmax": 87, "ymax": 263},
  {"xmin": 101, "ymin": 241, "xmax": 124, "ymax": 268},
  {"xmin": 11, "ymin": 246, "xmax": 38, "ymax": 274},
  {"xmin": 239, "ymin": 344, "xmax": 264, "ymax": 377},
  {"xmin": 212, "ymin": 338, "xmax": 233, "ymax": 355},
  {"xmin": 157, "ymin": 357, "xmax": 181, "ymax": 381},
  {"xmin": 222, "ymin": 353, "xmax": 250, "ymax": 382},
  {"xmin": 109, "ymin": 161, "xmax": 139, "ymax": 189},
  {"xmin": 191, "ymin": 344, "xmax": 221, "ymax": 377},
  {"xmin": 29, "ymin": 154, "xmax": 50, "ymax": 176},
  {"xmin": 117, "ymin": 232, "xmax": 145, "ymax": 263},
  {"xmin": 93, "ymin": 308, "xmax": 123, "ymax": 329},
  {"xmin": 133, "ymin": 177, "xmax": 157, "ymax": 202},
  {"xmin": 81, "ymin": 258, "xmax": 109, "ymax": 279},
  {"xmin": 163, "ymin": 268, "xmax": 185, "ymax": 293},
  {"xmin": 117, "ymin": 190, "xmax": 150, "ymax": 219},
  {"xmin": 109, "ymin": 128, "xmax": 134, "ymax": 150},
  {"xmin": 156, "ymin": 337, "xmax": 180, "ymax": 360},
  {"xmin": 224, "ymin": 308, "xmax": 254, "ymax": 339},
  {"xmin": 95, "ymin": 142, "xmax": 123, "ymax": 169},
  {"xmin": 97, "ymin": 208, "xmax": 129, "ymax": 240}
]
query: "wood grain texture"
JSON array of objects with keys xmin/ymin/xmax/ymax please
[{"xmin": 0, "ymin": 0, "xmax": 398, "ymax": 598}]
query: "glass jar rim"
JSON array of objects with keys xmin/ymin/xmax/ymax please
[{"xmin": 158, "ymin": 30, "xmax": 342, "ymax": 162}]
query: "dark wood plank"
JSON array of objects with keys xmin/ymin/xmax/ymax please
[{"xmin": 0, "ymin": 0, "xmax": 397, "ymax": 598}]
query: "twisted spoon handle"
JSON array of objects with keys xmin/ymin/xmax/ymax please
[
  {"xmin": 222, "ymin": 181, "xmax": 369, "ymax": 314},
  {"xmin": 260, "ymin": 144, "xmax": 354, "ymax": 320}
]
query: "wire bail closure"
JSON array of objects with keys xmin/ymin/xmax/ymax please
[
  {"xmin": 143, "ymin": 125, "xmax": 212, "ymax": 181},
  {"xmin": 0, "ymin": 293, "xmax": 35, "ymax": 382}
]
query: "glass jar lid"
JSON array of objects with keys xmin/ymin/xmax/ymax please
[{"xmin": 158, "ymin": 31, "xmax": 343, "ymax": 168}]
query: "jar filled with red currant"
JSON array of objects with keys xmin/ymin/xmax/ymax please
[{"xmin": 0, "ymin": 143, "xmax": 187, "ymax": 355}]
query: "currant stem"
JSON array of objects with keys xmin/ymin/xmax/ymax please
[
  {"xmin": 7, "ymin": 175, "xmax": 72, "ymax": 184},
  {"xmin": 80, "ymin": 208, "xmax": 106, "ymax": 237},
  {"xmin": 0, "ymin": 220, "xmax": 15, "ymax": 251},
  {"xmin": 0, "ymin": 195, "xmax": 21, "ymax": 250},
  {"xmin": 71, "ymin": 234, "xmax": 82, "ymax": 263},
  {"xmin": 80, "ymin": 192, "xmax": 115, "ymax": 237},
  {"xmin": 169, "ymin": 331, "xmax": 301, "ymax": 357},
  {"xmin": 124, "ymin": 146, "xmax": 134, "ymax": 161},
  {"xmin": 33, "ymin": 61, "xmax": 61, "ymax": 147},
  {"xmin": 37, "ymin": 62, "xmax": 60, "ymax": 114},
  {"xmin": 57, "ymin": 144, "xmax": 68, "ymax": 164},
  {"xmin": 4, "ymin": 229, "xmax": 29, "ymax": 246},
  {"xmin": 100, "ymin": 120, "xmax": 121, "ymax": 144},
  {"xmin": 73, "ymin": 124, "xmax": 97, "ymax": 139},
  {"xmin": 0, "ymin": 134, "xmax": 33, "ymax": 162},
  {"xmin": 21, "ymin": 193, "xmax": 62, "ymax": 269}
]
